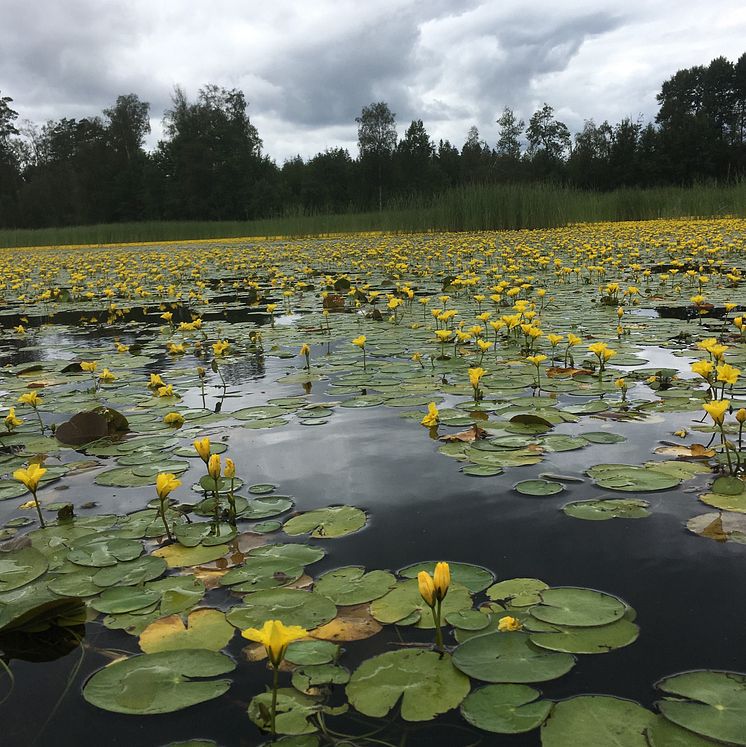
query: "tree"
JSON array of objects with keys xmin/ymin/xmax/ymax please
[
  {"xmin": 356, "ymin": 102, "xmax": 397, "ymax": 211},
  {"xmin": 158, "ymin": 85, "xmax": 264, "ymax": 220},
  {"xmin": 526, "ymin": 104, "xmax": 571, "ymax": 160},
  {"xmin": 496, "ymin": 107, "xmax": 523, "ymax": 159},
  {"xmin": 104, "ymin": 94, "xmax": 150, "ymax": 162},
  {"xmin": 0, "ymin": 92, "xmax": 20, "ymax": 226},
  {"xmin": 396, "ymin": 119, "xmax": 435, "ymax": 195}
]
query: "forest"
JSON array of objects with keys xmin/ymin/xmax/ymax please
[{"xmin": 0, "ymin": 52, "xmax": 745, "ymax": 229}]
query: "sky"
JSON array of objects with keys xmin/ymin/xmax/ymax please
[{"xmin": 2, "ymin": 0, "xmax": 745, "ymax": 162}]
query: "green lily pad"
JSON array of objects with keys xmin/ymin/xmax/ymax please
[
  {"xmin": 292, "ymin": 663, "xmax": 350, "ymax": 692},
  {"xmin": 562, "ymin": 499, "xmax": 651, "ymax": 521},
  {"xmin": 541, "ymin": 695, "xmax": 655, "ymax": 746},
  {"xmin": 285, "ymin": 640, "xmax": 339, "ymax": 666},
  {"xmin": 226, "ymin": 589, "xmax": 337, "ymax": 631},
  {"xmin": 82, "ymin": 649, "xmax": 235, "ymax": 714},
  {"xmin": 67, "ymin": 536, "xmax": 143, "ymax": 567},
  {"xmin": 453, "ymin": 632, "xmax": 575, "ymax": 683},
  {"xmin": 283, "ymin": 506, "xmax": 367, "ymax": 538},
  {"xmin": 487, "ymin": 578, "xmax": 549, "ymax": 607},
  {"xmin": 460, "ymin": 684, "xmax": 552, "ymax": 733},
  {"xmin": 248, "ymin": 483, "xmax": 277, "ymax": 495},
  {"xmin": 586, "ymin": 464, "xmax": 680, "ymax": 492},
  {"xmin": 313, "ymin": 567, "xmax": 396, "ymax": 605},
  {"xmin": 346, "ymin": 649, "xmax": 470, "ymax": 721},
  {"xmin": 219, "ymin": 556, "xmax": 303, "ymax": 593},
  {"xmin": 92, "ymin": 555, "xmax": 167, "ymax": 587},
  {"xmin": 139, "ymin": 609, "xmax": 235, "ymax": 653},
  {"xmin": 581, "ymin": 432, "xmax": 627, "ymax": 444},
  {"xmin": 241, "ymin": 496, "xmax": 294, "ymax": 519},
  {"xmin": 0, "ymin": 546, "xmax": 48, "ymax": 592},
  {"xmin": 656, "ymin": 670, "xmax": 746, "ymax": 746},
  {"xmin": 91, "ymin": 586, "xmax": 163, "ymax": 614},
  {"xmin": 248, "ymin": 688, "xmax": 321, "ymax": 735},
  {"xmin": 515, "ymin": 479, "xmax": 564, "ymax": 496},
  {"xmin": 530, "ymin": 588, "xmax": 626, "ymax": 627},
  {"xmin": 646, "ymin": 715, "xmax": 723, "ymax": 746},
  {"xmin": 530, "ymin": 617, "xmax": 640, "ymax": 654}
]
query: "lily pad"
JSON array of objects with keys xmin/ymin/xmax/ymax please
[
  {"xmin": 226, "ymin": 589, "xmax": 337, "ymax": 631},
  {"xmin": 541, "ymin": 695, "xmax": 655, "ymax": 746},
  {"xmin": 586, "ymin": 464, "xmax": 680, "ymax": 492},
  {"xmin": 515, "ymin": 479, "xmax": 564, "ymax": 497},
  {"xmin": 139, "ymin": 609, "xmax": 234, "ymax": 653},
  {"xmin": 370, "ymin": 579, "xmax": 472, "ymax": 628},
  {"xmin": 563, "ymin": 499, "xmax": 651, "ymax": 521},
  {"xmin": 313, "ymin": 567, "xmax": 396, "ymax": 605},
  {"xmin": 530, "ymin": 587, "xmax": 627, "ymax": 627},
  {"xmin": 487, "ymin": 578, "xmax": 549, "ymax": 607},
  {"xmin": 453, "ymin": 632, "xmax": 575, "ymax": 683},
  {"xmin": 0, "ymin": 546, "xmax": 48, "ymax": 592},
  {"xmin": 248, "ymin": 688, "xmax": 322, "ymax": 735},
  {"xmin": 82, "ymin": 649, "xmax": 235, "ymax": 714},
  {"xmin": 656, "ymin": 670, "xmax": 746, "ymax": 746},
  {"xmin": 460, "ymin": 684, "xmax": 552, "ymax": 733},
  {"xmin": 399, "ymin": 561, "xmax": 495, "ymax": 593},
  {"xmin": 530, "ymin": 617, "xmax": 640, "ymax": 654},
  {"xmin": 346, "ymin": 649, "xmax": 470, "ymax": 721},
  {"xmin": 283, "ymin": 506, "xmax": 366, "ymax": 538}
]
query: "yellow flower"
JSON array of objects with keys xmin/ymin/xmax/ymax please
[
  {"xmin": 163, "ymin": 412, "xmax": 185, "ymax": 427},
  {"xmin": 696, "ymin": 338, "xmax": 718, "ymax": 353},
  {"xmin": 148, "ymin": 373, "xmax": 165, "ymax": 389},
  {"xmin": 724, "ymin": 303, "xmax": 737, "ymax": 312},
  {"xmin": 433, "ymin": 562, "xmax": 450, "ymax": 601},
  {"xmin": 266, "ymin": 303, "xmax": 277, "ymax": 313},
  {"xmin": 4, "ymin": 407, "xmax": 22, "ymax": 430},
  {"xmin": 691, "ymin": 360, "xmax": 714, "ymax": 379},
  {"xmin": 588, "ymin": 342, "xmax": 609, "ymax": 357},
  {"xmin": 212, "ymin": 340, "xmax": 230, "ymax": 357},
  {"xmin": 225, "ymin": 458, "xmax": 236, "ymax": 479},
  {"xmin": 614, "ymin": 378, "xmax": 627, "ymax": 389},
  {"xmin": 115, "ymin": 342, "xmax": 129, "ymax": 353},
  {"xmin": 13, "ymin": 463, "xmax": 47, "ymax": 492},
  {"xmin": 716, "ymin": 363, "xmax": 740, "ymax": 386},
  {"xmin": 434, "ymin": 330, "xmax": 452, "ymax": 342},
  {"xmin": 352, "ymin": 335, "xmax": 366, "ymax": 348},
  {"xmin": 300, "ymin": 343, "xmax": 310, "ymax": 357},
  {"xmin": 497, "ymin": 615, "xmax": 523, "ymax": 632},
  {"xmin": 80, "ymin": 361, "xmax": 97, "ymax": 372},
  {"xmin": 736, "ymin": 408, "xmax": 746, "ymax": 424},
  {"xmin": 703, "ymin": 399, "xmax": 730, "ymax": 425},
  {"xmin": 241, "ymin": 619, "xmax": 308, "ymax": 667},
  {"xmin": 167, "ymin": 342, "xmax": 186, "ymax": 355},
  {"xmin": 157, "ymin": 384, "xmax": 175, "ymax": 398},
  {"xmin": 99, "ymin": 368, "xmax": 117, "ymax": 382},
  {"xmin": 194, "ymin": 437, "xmax": 211, "ymax": 462},
  {"xmin": 468, "ymin": 367, "xmax": 487, "ymax": 388},
  {"xmin": 566, "ymin": 334, "xmax": 582, "ymax": 347},
  {"xmin": 160, "ymin": 311, "xmax": 173, "ymax": 322},
  {"xmin": 18, "ymin": 391, "xmax": 41, "ymax": 407},
  {"xmin": 547, "ymin": 334, "xmax": 564, "ymax": 346},
  {"xmin": 155, "ymin": 472, "xmax": 181, "ymax": 500},
  {"xmin": 417, "ymin": 571, "xmax": 436, "ymax": 607},
  {"xmin": 208, "ymin": 453, "xmax": 222, "ymax": 479},
  {"xmin": 616, "ymin": 307, "xmax": 624, "ymax": 319},
  {"xmin": 14, "ymin": 325, "xmax": 25, "ymax": 334},
  {"xmin": 411, "ymin": 352, "xmax": 423, "ymax": 363},
  {"xmin": 710, "ymin": 344, "xmax": 729, "ymax": 361},
  {"xmin": 476, "ymin": 339, "xmax": 492, "ymax": 352},
  {"xmin": 526, "ymin": 354, "xmax": 547, "ymax": 366},
  {"xmin": 421, "ymin": 402, "xmax": 439, "ymax": 428}
]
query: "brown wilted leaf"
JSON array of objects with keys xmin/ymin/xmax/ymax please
[
  {"xmin": 311, "ymin": 604, "xmax": 382, "ymax": 642},
  {"xmin": 439, "ymin": 425, "xmax": 486, "ymax": 443},
  {"xmin": 654, "ymin": 443, "xmax": 715, "ymax": 458},
  {"xmin": 547, "ymin": 367, "xmax": 594, "ymax": 378}
]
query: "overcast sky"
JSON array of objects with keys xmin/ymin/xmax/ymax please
[{"xmin": 2, "ymin": 0, "xmax": 745, "ymax": 162}]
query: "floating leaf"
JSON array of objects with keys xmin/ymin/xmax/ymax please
[
  {"xmin": 346, "ymin": 649, "xmax": 470, "ymax": 721},
  {"xmin": 0, "ymin": 546, "xmax": 48, "ymax": 592},
  {"xmin": 82, "ymin": 649, "xmax": 234, "ymax": 715},
  {"xmin": 530, "ymin": 617, "xmax": 639, "ymax": 654},
  {"xmin": 153, "ymin": 543, "xmax": 229, "ymax": 568},
  {"xmin": 313, "ymin": 567, "xmax": 396, "ymax": 605},
  {"xmin": 248, "ymin": 688, "xmax": 321, "ymax": 735},
  {"xmin": 460, "ymin": 684, "xmax": 552, "ymax": 733},
  {"xmin": 139, "ymin": 609, "xmax": 234, "ymax": 653},
  {"xmin": 285, "ymin": 640, "xmax": 339, "ymax": 666},
  {"xmin": 687, "ymin": 511, "xmax": 746, "ymax": 544},
  {"xmin": 283, "ymin": 506, "xmax": 366, "ymax": 538},
  {"xmin": 515, "ymin": 479, "xmax": 564, "ymax": 496},
  {"xmin": 656, "ymin": 670, "xmax": 746, "ymax": 746},
  {"xmin": 541, "ymin": 695, "xmax": 655, "ymax": 746},
  {"xmin": 487, "ymin": 578, "xmax": 549, "ymax": 607},
  {"xmin": 563, "ymin": 499, "xmax": 651, "ymax": 521},
  {"xmin": 370, "ymin": 579, "xmax": 472, "ymax": 628},
  {"xmin": 453, "ymin": 632, "xmax": 575, "ymax": 683},
  {"xmin": 226, "ymin": 589, "xmax": 337, "ymax": 631},
  {"xmin": 586, "ymin": 464, "xmax": 680, "ymax": 492},
  {"xmin": 530, "ymin": 588, "xmax": 626, "ymax": 627}
]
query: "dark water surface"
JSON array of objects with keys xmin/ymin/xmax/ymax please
[{"xmin": 2, "ymin": 325, "xmax": 745, "ymax": 747}]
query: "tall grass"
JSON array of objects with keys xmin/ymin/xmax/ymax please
[{"xmin": 1, "ymin": 181, "xmax": 745, "ymax": 248}]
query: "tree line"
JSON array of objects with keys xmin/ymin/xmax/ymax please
[{"xmin": 1, "ymin": 53, "xmax": 745, "ymax": 229}]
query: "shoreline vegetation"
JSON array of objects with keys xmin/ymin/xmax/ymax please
[{"xmin": 1, "ymin": 181, "xmax": 745, "ymax": 249}]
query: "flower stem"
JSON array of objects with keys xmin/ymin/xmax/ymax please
[
  {"xmin": 271, "ymin": 664, "xmax": 279, "ymax": 737},
  {"xmin": 159, "ymin": 496, "xmax": 172, "ymax": 541},
  {"xmin": 32, "ymin": 489, "xmax": 45, "ymax": 528}
]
